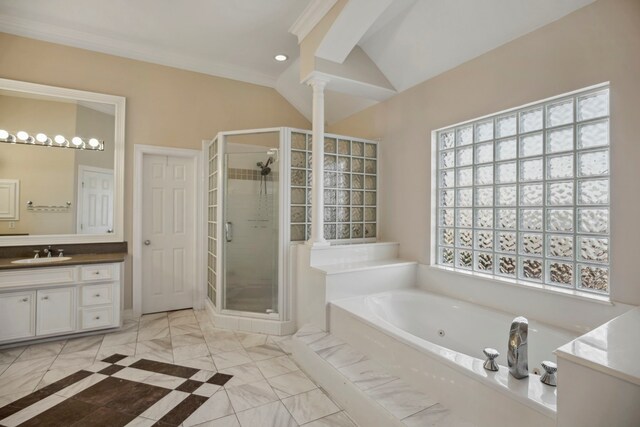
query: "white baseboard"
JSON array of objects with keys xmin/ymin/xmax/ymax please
[
  {"xmin": 204, "ymin": 299, "xmax": 296, "ymax": 335},
  {"xmin": 122, "ymin": 308, "xmax": 136, "ymax": 321}
]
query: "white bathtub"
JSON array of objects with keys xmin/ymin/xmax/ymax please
[{"xmin": 330, "ymin": 289, "xmax": 579, "ymax": 426}]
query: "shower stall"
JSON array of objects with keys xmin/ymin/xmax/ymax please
[{"xmin": 204, "ymin": 128, "xmax": 379, "ymax": 334}]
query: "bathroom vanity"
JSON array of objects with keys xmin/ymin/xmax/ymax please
[
  {"xmin": 0, "ymin": 255, "xmax": 125, "ymax": 345},
  {"xmin": 0, "ymin": 78, "xmax": 127, "ymax": 347}
]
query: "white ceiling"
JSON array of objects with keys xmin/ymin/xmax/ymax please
[
  {"xmin": 0, "ymin": 0, "xmax": 310, "ymax": 87},
  {"xmin": 0, "ymin": 0, "xmax": 596, "ymax": 124},
  {"xmin": 361, "ymin": 0, "xmax": 596, "ymax": 92}
]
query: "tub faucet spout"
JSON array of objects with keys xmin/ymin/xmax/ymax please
[{"xmin": 508, "ymin": 316, "xmax": 528, "ymax": 379}]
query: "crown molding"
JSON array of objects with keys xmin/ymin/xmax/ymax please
[
  {"xmin": 289, "ymin": 0, "xmax": 338, "ymax": 43},
  {"xmin": 0, "ymin": 15, "xmax": 278, "ymax": 88}
]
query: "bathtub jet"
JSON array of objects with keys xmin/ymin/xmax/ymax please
[{"xmin": 508, "ymin": 316, "xmax": 529, "ymax": 379}]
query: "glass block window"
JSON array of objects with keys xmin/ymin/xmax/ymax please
[
  {"xmin": 290, "ymin": 130, "xmax": 378, "ymax": 242},
  {"xmin": 435, "ymin": 85, "xmax": 610, "ymax": 294},
  {"xmin": 207, "ymin": 138, "xmax": 219, "ymax": 306}
]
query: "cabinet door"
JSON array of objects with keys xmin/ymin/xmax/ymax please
[
  {"xmin": 0, "ymin": 291, "xmax": 36, "ymax": 341},
  {"xmin": 36, "ymin": 287, "xmax": 76, "ymax": 336}
]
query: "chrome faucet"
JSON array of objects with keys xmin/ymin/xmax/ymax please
[
  {"xmin": 508, "ymin": 316, "xmax": 528, "ymax": 379},
  {"xmin": 43, "ymin": 246, "xmax": 53, "ymax": 258}
]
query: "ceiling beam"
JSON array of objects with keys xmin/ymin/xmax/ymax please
[
  {"xmin": 315, "ymin": 0, "xmax": 395, "ymax": 64},
  {"xmin": 289, "ymin": 0, "xmax": 338, "ymax": 44}
]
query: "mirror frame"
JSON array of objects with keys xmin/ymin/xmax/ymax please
[{"xmin": 0, "ymin": 78, "xmax": 125, "ymax": 246}]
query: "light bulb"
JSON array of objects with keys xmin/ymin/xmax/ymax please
[
  {"xmin": 72, "ymin": 137, "xmax": 83, "ymax": 146},
  {"xmin": 36, "ymin": 133, "xmax": 48, "ymax": 143},
  {"xmin": 16, "ymin": 131, "xmax": 29, "ymax": 141},
  {"xmin": 0, "ymin": 129, "xmax": 8, "ymax": 140},
  {"xmin": 88, "ymin": 138, "xmax": 100, "ymax": 148},
  {"xmin": 274, "ymin": 54, "xmax": 288, "ymax": 62},
  {"xmin": 54, "ymin": 135, "xmax": 66, "ymax": 144}
]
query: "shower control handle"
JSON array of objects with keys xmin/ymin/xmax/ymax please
[
  {"xmin": 225, "ymin": 222, "xmax": 233, "ymax": 242},
  {"xmin": 144, "ymin": 240, "xmax": 151, "ymax": 246}
]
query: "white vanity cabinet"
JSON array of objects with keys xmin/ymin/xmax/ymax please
[
  {"xmin": 36, "ymin": 287, "xmax": 76, "ymax": 336},
  {"xmin": 0, "ymin": 290, "xmax": 36, "ymax": 341},
  {"xmin": 0, "ymin": 262, "xmax": 123, "ymax": 345}
]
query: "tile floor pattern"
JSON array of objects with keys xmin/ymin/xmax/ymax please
[{"xmin": 0, "ymin": 309, "xmax": 357, "ymax": 427}]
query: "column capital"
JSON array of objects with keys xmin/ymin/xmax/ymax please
[{"xmin": 306, "ymin": 75, "xmax": 331, "ymax": 91}]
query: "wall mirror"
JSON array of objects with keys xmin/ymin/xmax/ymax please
[{"xmin": 0, "ymin": 78, "xmax": 124, "ymax": 245}]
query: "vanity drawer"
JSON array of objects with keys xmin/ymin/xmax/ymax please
[
  {"xmin": 80, "ymin": 264, "xmax": 114, "ymax": 282},
  {"xmin": 80, "ymin": 306, "xmax": 113, "ymax": 330},
  {"xmin": 0, "ymin": 267, "xmax": 76, "ymax": 289},
  {"xmin": 81, "ymin": 284, "xmax": 113, "ymax": 306}
]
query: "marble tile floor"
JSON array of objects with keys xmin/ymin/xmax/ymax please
[{"xmin": 0, "ymin": 309, "xmax": 357, "ymax": 427}]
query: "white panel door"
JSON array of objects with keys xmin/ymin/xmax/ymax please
[
  {"xmin": 0, "ymin": 290, "xmax": 35, "ymax": 341},
  {"xmin": 141, "ymin": 154, "xmax": 195, "ymax": 313},
  {"xmin": 36, "ymin": 287, "xmax": 76, "ymax": 336},
  {"xmin": 78, "ymin": 168, "xmax": 114, "ymax": 234},
  {"xmin": 0, "ymin": 179, "xmax": 19, "ymax": 220}
]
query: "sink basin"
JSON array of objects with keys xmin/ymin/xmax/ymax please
[{"xmin": 12, "ymin": 256, "xmax": 72, "ymax": 264}]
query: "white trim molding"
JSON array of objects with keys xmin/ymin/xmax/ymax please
[
  {"xmin": 132, "ymin": 144, "xmax": 203, "ymax": 317},
  {"xmin": 289, "ymin": 0, "xmax": 338, "ymax": 43}
]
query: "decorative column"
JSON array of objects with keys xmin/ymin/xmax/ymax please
[{"xmin": 307, "ymin": 76, "xmax": 331, "ymax": 247}]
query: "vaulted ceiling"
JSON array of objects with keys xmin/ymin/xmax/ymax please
[{"xmin": 0, "ymin": 0, "xmax": 596, "ymax": 124}]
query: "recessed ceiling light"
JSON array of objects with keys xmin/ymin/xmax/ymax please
[{"xmin": 274, "ymin": 54, "xmax": 288, "ymax": 62}]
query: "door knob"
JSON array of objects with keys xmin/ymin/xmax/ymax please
[{"xmin": 144, "ymin": 240, "xmax": 151, "ymax": 246}]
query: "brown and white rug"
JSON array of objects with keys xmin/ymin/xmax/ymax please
[{"xmin": 0, "ymin": 354, "xmax": 234, "ymax": 427}]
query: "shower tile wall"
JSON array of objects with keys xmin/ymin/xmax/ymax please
[
  {"xmin": 228, "ymin": 168, "xmax": 279, "ymax": 181},
  {"xmin": 290, "ymin": 131, "xmax": 378, "ymax": 242},
  {"xmin": 207, "ymin": 139, "xmax": 218, "ymax": 306}
]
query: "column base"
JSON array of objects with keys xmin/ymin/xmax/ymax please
[{"xmin": 305, "ymin": 240, "xmax": 331, "ymax": 248}]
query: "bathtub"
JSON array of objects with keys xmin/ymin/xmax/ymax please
[{"xmin": 329, "ymin": 289, "xmax": 579, "ymax": 427}]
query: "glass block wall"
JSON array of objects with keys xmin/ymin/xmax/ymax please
[
  {"xmin": 290, "ymin": 131, "xmax": 378, "ymax": 242},
  {"xmin": 207, "ymin": 138, "xmax": 219, "ymax": 306},
  {"xmin": 435, "ymin": 85, "xmax": 610, "ymax": 293}
]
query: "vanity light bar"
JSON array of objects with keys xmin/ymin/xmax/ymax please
[{"xmin": 0, "ymin": 129, "xmax": 104, "ymax": 151}]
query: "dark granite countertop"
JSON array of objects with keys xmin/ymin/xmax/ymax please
[{"xmin": 0, "ymin": 252, "xmax": 127, "ymax": 270}]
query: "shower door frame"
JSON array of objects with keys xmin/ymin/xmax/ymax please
[{"xmin": 207, "ymin": 128, "xmax": 291, "ymax": 322}]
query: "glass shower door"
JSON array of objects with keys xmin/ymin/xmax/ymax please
[{"xmin": 222, "ymin": 150, "xmax": 279, "ymax": 314}]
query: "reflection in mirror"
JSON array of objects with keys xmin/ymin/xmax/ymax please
[{"xmin": 0, "ymin": 90, "xmax": 115, "ymax": 236}]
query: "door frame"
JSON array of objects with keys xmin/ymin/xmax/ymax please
[
  {"xmin": 132, "ymin": 144, "xmax": 203, "ymax": 317},
  {"xmin": 76, "ymin": 165, "xmax": 115, "ymax": 234},
  {"xmin": 209, "ymin": 128, "xmax": 290, "ymax": 322}
]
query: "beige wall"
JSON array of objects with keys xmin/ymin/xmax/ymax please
[
  {"xmin": 330, "ymin": 0, "xmax": 640, "ymax": 305},
  {"xmin": 0, "ymin": 32, "xmax": 310, "ymax": 309}
]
